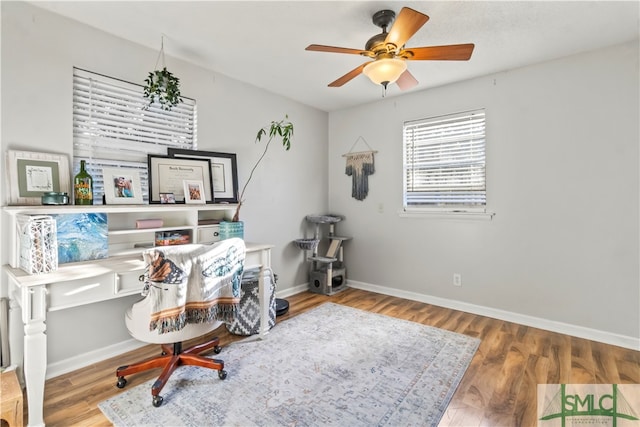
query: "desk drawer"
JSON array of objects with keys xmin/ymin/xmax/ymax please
[
  {"xmin": 48, "ymin": 273, "xmax": 115, "ymax": 311},
  {"xmin": 197, "ymin": 226, "xmax": 220, "ymax": 244},
  {"xmin": 116, "ymin": 270, "xmax": 145, "ymax": 295}
]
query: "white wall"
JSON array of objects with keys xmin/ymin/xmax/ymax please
[
  {"xmin": 328, "ymin": 40, "xmax": 639, "ymax": 344},
  {"xmin": 1, "ymin": 1, "xmax": 328, "ymax": 367}
]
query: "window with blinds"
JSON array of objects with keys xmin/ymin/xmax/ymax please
[
  {"xmin": 72, "ymin": 68, "xmax": 197, "ymax": 204},
  {"xmin": 403, "ymin": 109, "xmax": 486, "ymax": 209}
]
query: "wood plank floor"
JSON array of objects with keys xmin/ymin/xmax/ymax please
[{"xmin": 32, "ymin": 288, "xmax": 639, "ymax": 426}]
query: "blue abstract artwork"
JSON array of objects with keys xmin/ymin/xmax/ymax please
[{"xmin": 53, "ymin": 213, "xmax": 108, "ymax": 264}]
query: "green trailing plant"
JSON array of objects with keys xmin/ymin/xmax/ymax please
[
  {"xmin": 143, "ymin": 67, "xmax": 183, "ymax": 111},
  {"xmin": 232, "ymin": 115, "xmax": 294, "ymax": 222}
]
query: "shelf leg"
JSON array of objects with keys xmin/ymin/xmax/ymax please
[{"xmin": 21, "ymin": 285, "xmax": 48, "ymax": 427}]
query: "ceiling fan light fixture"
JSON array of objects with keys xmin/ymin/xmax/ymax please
[{"xmin": 363, "ymin": 57, "xmax": 407, "ymax": 87}]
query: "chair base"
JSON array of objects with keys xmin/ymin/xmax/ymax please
[{"xmin": 115, "ymin": 336, "xmax": 227, "ymax": 407}]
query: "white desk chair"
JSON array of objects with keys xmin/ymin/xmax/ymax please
[{"xmin": 114, "ymin": 239, "xmax": 245, "ymax": 407}]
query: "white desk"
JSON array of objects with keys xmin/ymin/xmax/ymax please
[{"xmin": 4, "ymin": 242, "xmax": 273, "ymax": 427}]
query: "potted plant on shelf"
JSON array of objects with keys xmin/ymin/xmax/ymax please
[{"xmin": 219, "ymin": 115, "xmax": 294, "ymax": 239}]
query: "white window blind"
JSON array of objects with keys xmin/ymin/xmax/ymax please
[
  {"xmin": 403, "ymin": 109, "xmax": 486, "ymax": 208},
  {"xmin": 72, "ymin": 68, "xmax": 197, "ymax": 203}
]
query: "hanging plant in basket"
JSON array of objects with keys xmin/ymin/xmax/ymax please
[
  {"xmin": 143, "ymin": 36, "xmax": 183, "ymax": 111},
  {"xmin": 143, "ymin": 67, "xmax": 182, "ymax": 110}
]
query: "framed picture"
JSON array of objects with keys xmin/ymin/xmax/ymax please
[
  {"xmin": 6, "ymin": 150, "xmax": 71, "ymax": 205},
  {"xmin": 147, "ymin": 155, "xmax": 213, "ymax": 204},
  {"xmin": 183, "ymin": 180, "xmax": 206, "ymax": 204},
  {"xmin": 160, "ymin": 193, "xmax": 176, "ymax": 204},
  {"xmin": 168, "ymin": 148, "xmax": 238, "ymax": 203},
  {"xmin": 102, "ymin": 168, "xmax": 144, "ymax": 204}
]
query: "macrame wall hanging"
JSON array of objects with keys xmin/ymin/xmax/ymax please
[{"xmin": 343, "ymin": 136, "xmax": 377, "ymax": 201}]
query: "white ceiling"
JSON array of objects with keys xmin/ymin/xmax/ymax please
[{"xmin": 31, "ymin": 1, "xmax": 639, "ymax": 112}]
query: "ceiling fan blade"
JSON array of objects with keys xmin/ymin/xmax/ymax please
[
  {"xmin": 385, "ymin": 7, "xmax": 429, "ymax": 48},
  {"xmin": 401, "ymin": 44, "xmax": 475, "ymax": 61},
  {"xmin": 396, "ymin": 69, "xmax": 418, "ymax": 91},
  {"xmin": 328, "ymin": 63, "xmax": 369, "ymax": 87},
  {"xmin": 306, "ymin": 44, "xmax": 369, "ymax": 56}
]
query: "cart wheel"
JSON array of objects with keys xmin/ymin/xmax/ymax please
[
  {"xmin": 116, "ymin": 377, "xmax": 127, "ymax": 389},
  {"xmin": 218, "ymin": 370, "xmax": 228, "ymax": 380},
  {"xmin": 152, "ymin": 395, "xmax": 164, "ymax": 407}
]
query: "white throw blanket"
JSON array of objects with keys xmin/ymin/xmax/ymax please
[{"xmin": 141, "ymin": 238, "xmax": 245, "ymax": 334}]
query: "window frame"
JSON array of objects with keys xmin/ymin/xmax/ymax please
[{"xmin": 401, "ymin": 109, "xmax": 492, "ymax": 218}]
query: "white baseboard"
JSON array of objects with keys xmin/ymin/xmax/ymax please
[
  {"xmin": 46, "ymin": 339, "xmax": 147, "ymax": 380},
  {"xmin": 47, "ymin": 280, "xmax": 638, "ymax": 377},
  {"xmin": 347, "ymin": 280, "xmax": 640, "ymax": 351},
  {"xmin": 276, "ymin": 283, "xmax": 309, "ymax": 299}
]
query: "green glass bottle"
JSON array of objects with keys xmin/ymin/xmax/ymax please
[{"xmin": 74, "ymin": 160, "xmax": 93, "ymax": 205}]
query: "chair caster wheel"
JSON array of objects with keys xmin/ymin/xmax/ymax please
[
  {"xmin": 218, "ymin": 370, "xmax": 227, "ymax": 380},
  {"xmin": 116, "ymin": 377, "xmax": 127, "ymax": 388},
  {"xmin": 152, "ymin": 395, "xmax": 164, "ymax": 407},
  {"xmin": 213, "ymin": 345, "xmax": 222, "ymax": 354}
]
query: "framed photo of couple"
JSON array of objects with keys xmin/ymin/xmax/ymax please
[{"xmin": 102, "ymin": 167, "xmax": 144, "ymax": 204}]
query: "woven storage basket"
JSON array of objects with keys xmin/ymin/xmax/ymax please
[{"xmin": 226, "ymin": 267, "xmax": 276, "ymax": 335}]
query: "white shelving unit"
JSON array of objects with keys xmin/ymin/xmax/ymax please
[{"xmin": 3, "ymin": 204, "xmax": 237, "ymax": 268}]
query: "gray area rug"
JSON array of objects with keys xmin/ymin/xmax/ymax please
[{"xmin": 99, "ymin": 302, "xmax": 480, "ymax": 426}]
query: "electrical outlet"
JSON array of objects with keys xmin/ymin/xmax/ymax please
[{"xmin": 453, "ymin": 273, "xmax": 462, "ymax": 287}]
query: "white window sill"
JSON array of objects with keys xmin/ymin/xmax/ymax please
[{"xmin": 398, "ymin": 209, "xmax": 495, "ymax": 220}]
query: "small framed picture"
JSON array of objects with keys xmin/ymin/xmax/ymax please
[
  {"xmin": 160, "ymin": 193, "xmax": 176, "ymax": 204},
  {"xmin": 6, "ymin": 150, "xmax": 71, "ymax": 205},
  {"xmin": 183, "ymin": 180, "xmax": 206, "ymax": 204},
  {"xmin": 102, "ymin": 168, "xmax": 144, "ymax": 204}
]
